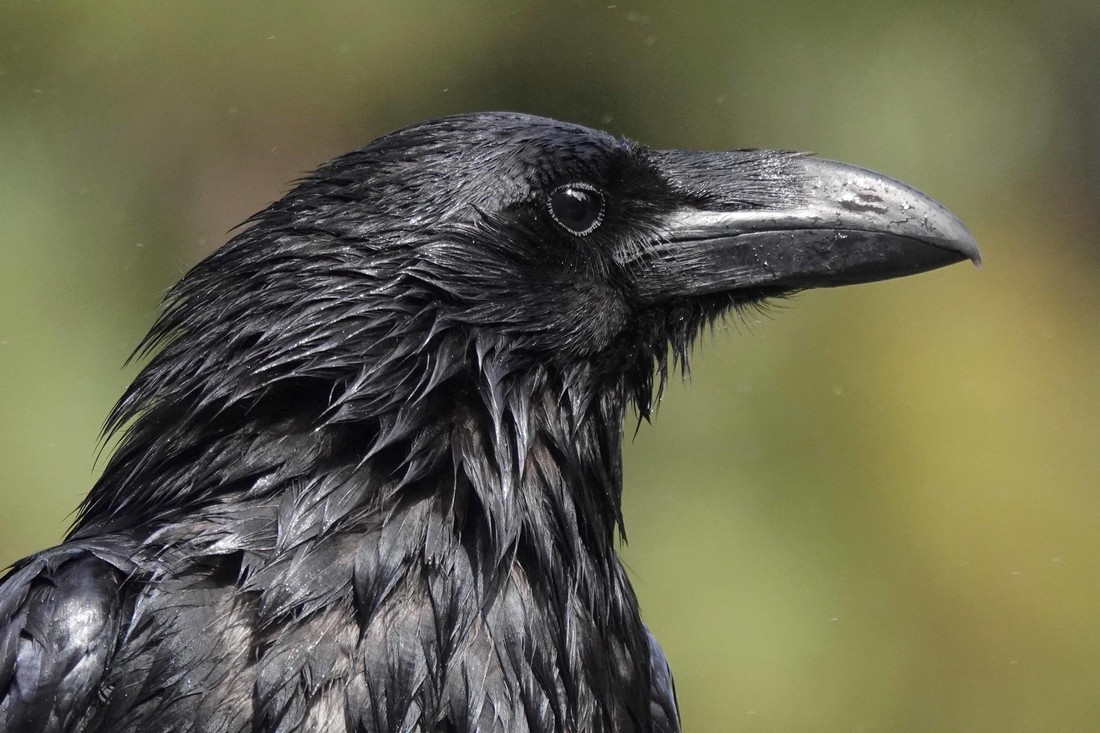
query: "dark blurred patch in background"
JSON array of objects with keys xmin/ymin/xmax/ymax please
[{"xmin": 2, "ymin": 3, "xmax": 1098, "ymax": 730}]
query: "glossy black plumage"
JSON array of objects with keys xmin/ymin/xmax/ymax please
[{"xmin": 0, "ymin": 112, "xmax": 977, "ymax": 732}]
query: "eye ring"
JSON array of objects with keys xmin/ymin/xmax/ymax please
[{"xmin": 547, "ymin": 183, "xmax": 605, "ymax": 237}]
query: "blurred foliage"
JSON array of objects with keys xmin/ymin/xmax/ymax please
[{"xmin": 2, "ymin": 2, "xmax": 1099, "ymax": 730}]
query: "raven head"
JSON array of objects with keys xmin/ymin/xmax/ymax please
[
  {"xmin": 88, "ymin": 112, "xmax": 978, "ymax": 525},
  {"xmin": 255, "ymin": 112, "xmax": 978, "ymax": 412}
]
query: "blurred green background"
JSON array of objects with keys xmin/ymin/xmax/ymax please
[{"xmin": 2, "ymin": 2, "xmax": 1099, "ymax": 730}]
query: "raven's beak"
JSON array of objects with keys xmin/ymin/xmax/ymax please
[{"xmin": 631, "ymin": 154, "xmax": 981, "ymax": 302}]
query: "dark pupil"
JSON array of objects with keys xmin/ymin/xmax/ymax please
[{"xmin": 551, "ymin": 187, "xmax": 600, "ymax": 233}]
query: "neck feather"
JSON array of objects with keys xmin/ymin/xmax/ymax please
[{"xmin": 75, "ymin": 337, "xmax": 631, "ymax": 575}]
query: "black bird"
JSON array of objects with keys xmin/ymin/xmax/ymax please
[{"xmin": 0, "ymin": 112, "xmax": 979, "ymax": 732}]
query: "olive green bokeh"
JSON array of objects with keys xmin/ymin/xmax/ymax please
[{"xmin": 2, "ymin": 3, "xmax": 1099, "ymax": 730}]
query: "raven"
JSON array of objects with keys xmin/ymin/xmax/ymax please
[{"xmin": 0, "ymin": 112, "xmax": 979, "ymax": 732}]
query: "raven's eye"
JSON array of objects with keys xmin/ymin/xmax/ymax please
[{"xmin": 548, "ymin": 183, "xmax": 604, "ymax": 236}]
